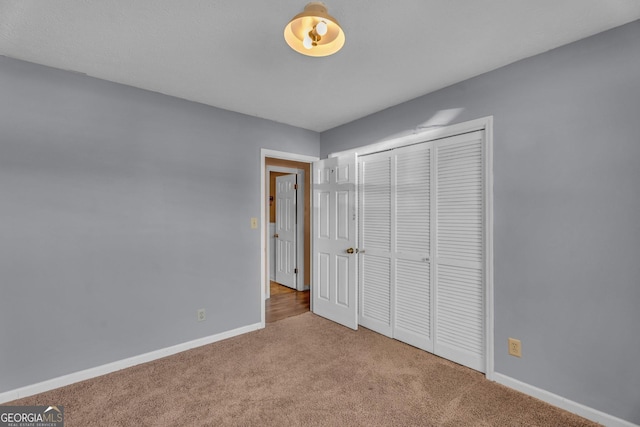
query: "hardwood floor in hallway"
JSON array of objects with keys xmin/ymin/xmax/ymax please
[{"xmin": 266, "ymin": 281, "xmax": 310, "ymax": 323}]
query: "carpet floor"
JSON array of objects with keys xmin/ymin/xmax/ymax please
[{"xmin": 7, "ymin": 312, "xmax": 599, "ymax": 426}]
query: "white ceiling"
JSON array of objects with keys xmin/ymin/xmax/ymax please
[{"xmin": 1, "ymin": 1, "xmax": 639, "ymax": 132}]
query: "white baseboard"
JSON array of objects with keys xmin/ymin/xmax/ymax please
[
  {"xmin": 493, "ymin": 372, "xmax": 638, "ymax": 427},
  {"xmin": 0, "ymin": 322, "xmax": 263, "ymax": 404}
]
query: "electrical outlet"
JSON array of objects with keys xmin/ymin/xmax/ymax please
[
  {"xmin": 508, "ymin": 338, "xmax": 522, "ymax": 357},
  {"xmin": 250, "ymin": 217, "xmax": 258, "ymax": 229},
  {"xmin": 197, "ymin": 308, "xmax": 206, "ymax": 322}
]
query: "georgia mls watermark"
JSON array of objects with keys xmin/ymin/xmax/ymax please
[{"xmin": 0, "ymin": 406, "xmax": 63, "ymax": 427}]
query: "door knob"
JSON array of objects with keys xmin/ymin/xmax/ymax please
[
  {"xmin": 274, "ymin": 233, "xmax": 279, "ymax": 238},
  {"xmin": 346, "ymin": 248, "xmax": 355, "ymax": 254}
]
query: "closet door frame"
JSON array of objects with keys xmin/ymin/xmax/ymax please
[{"xmin": 329, "ymin": 117, "xmax": 494, "ymax": 379}]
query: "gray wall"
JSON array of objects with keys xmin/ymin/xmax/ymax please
[
  {"xmin": 0, "ymin": 56, "xmax": 319, "ymax": 392},
  {"xmin": 321, "ymin": 21, "xmax": 640, "ymax": 424}
]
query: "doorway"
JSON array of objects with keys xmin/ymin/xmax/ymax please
[{"xmin": 261, "ymin": 150, "xmax": 318, "ymax": 325}]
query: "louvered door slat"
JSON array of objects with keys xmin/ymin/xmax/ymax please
[
  {"xmin": 395, "ymin": 259, "xmax": 431, "ymax": 350},
  {"xmin": 361, "ymin": 255, "xmax": 391, "ymax": 331},
  {"xmin": 396, "ymin": 148, "xmax": 430, "ymax": 254},
  {"xmin": 360, "ymin": 157, "xmax": 391, "ymax": 252}
]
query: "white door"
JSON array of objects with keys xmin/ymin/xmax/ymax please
[
  {"xmin": 312, "ymin": 154, "xmax": 358, "ymax": 330},
  {"xmin": 393, "ymin": 143, "xmax": 433, "ymax": 352},
  {"xmin": 358, "ymin": 144, "xmax": 433, "ymax": 350},
  {"xmin": 358, "ymin": 151, "xmax": 393, "ymax": 337},
  {"xmin": 275, "ymin": 174, "xmax": 297, "ymax": 289},
  {"xmin": 433, "ymin": 131, "xmax": 485, "ymax": 372},
  {"xmin": 355, "ymin": 130, "xmax": 486, "ymax": 373}
]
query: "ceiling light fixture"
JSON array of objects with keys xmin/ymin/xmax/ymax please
[{"xmin": 284, "ymin": 2, "xmax": 345, "ymax": 57}]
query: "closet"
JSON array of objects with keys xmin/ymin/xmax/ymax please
[{"xmin": 358, "ymin": 130, "xmax": 486, "ymax": 372}]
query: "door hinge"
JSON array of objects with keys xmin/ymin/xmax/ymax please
[
  {"xmin": 294, "ymin": 268, "xmax": 298, "ymax": 274},
  {"xmin": 294, "ymin": 184, "xmax": 298, "ymax": 190}
]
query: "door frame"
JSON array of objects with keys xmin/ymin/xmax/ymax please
[
  {"xmin": 328, "ymin": 116, "xmax": 494, "ymax": 379},
  {"xmin": 268, "ymin": 166, "xmax": 305, "ymax": 294},
  {"xmin": 260, "ymin": 149, "xmax": 319, "ymax": 327}
]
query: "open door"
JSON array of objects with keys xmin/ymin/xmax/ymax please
[
  {"xmin": 275, "ymin": 174, "xmax": 297, "ymax": 289},
  {"xmin": 312, "ymin": 154, "xmax": 358, "ymax": 330}
]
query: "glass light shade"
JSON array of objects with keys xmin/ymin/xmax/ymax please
[{"xmin": 284, "ymin": 2, "xmax": 345, "ymax": 57}]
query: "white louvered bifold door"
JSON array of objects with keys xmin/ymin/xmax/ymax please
[
  {"xmin": 393, "ymin": 144, "xmax": 433, "ymax": 352},
  {"xmin": 433, "ymin": 130, "xmax": 485, "ymax": 372},
  {"xmin": 355, "ymin": 129, "xmax": 487, "ymax": 373},
  {"xmin": 358, "ymin": 152, "xmax": 393, "ymax": 336}
]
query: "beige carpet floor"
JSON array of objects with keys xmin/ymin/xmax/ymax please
[{"xmin": 7, "ymin": 312, "xmax": 599, "ymax": 426}]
